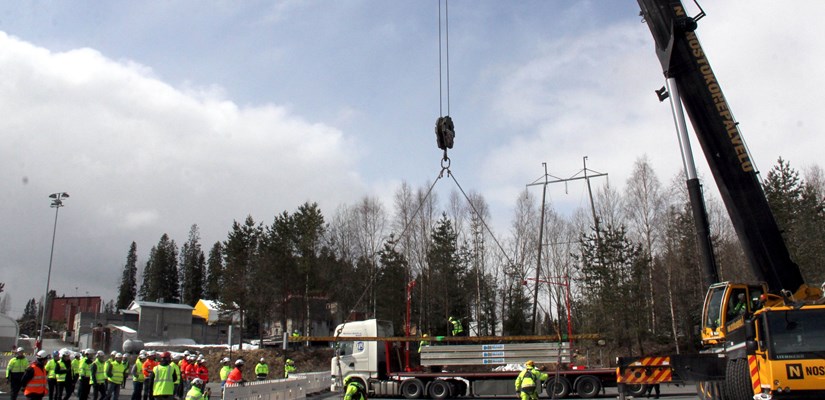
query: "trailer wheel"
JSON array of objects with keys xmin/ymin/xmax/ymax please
[
  {"xmin": 401, "ymin": 379, "xmax": 425, "ymax": 399},
  {"xmin": 545, "ymin": 376, "xmax": 571, "ymax": 398},
  {"xmin": 625, "ymin": 383, "xmax": 646, "ymax": 396},
  {"xmin": 725, "ymin": 358, "xmax": 751, "ymax": 400},
  {"xmin": 428, "ymin": 380, "xmax": 452, "ymax": 400},
  {"xmin": 574, "ymin": 376, "xmax": 601, "ymax": 399}
]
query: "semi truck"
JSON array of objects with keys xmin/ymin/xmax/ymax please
[
  {"xmin": 618, "ymin": 1, "xmax": 825, "ymax": 399},
  {"xmin": 330, "ymin": 319, "xmax": 620, "ymax": 399}
]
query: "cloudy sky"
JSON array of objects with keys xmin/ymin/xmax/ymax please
[{"xmin": 2, "ymin": 1, "xmax": 823, "ymax": 318}]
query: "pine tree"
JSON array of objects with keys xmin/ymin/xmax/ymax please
[
  {"xmin": 222, "ymin": 216, "xmax": 262, "ymax": 344},
  {"xmin": 293, "ymin": 203, "xmax": 326, "ymax": 333},
  {"xmin": 375, "ymin": 241, "xmax": 408, "ymax": 330},
  {"xmin": 139, "ymin": 234, "xmax": 180, "ymax": 303},
  {"xmin": 116, "ymin": 242, "xmax": 138, "ymax": 309},
  {"xmin": 17, "ymin": 298, "xmax": 38, "ymax": 335},
  {"xmin": 204, "ymin": 242, "xmax": 224, "ymax": 300},
  {"xmin": 425, "ymin": 213, "xmax": 470, "ymax": 335},
  {"xmin": 180, "ymin": 225, "xmax": 206, "ymax": 306}
]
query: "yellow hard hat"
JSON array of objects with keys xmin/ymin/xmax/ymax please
[{"xmin": 525, "ymin": 360, "xmax": 534, "ymax": 367}]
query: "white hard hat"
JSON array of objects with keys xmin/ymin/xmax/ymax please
[
  {"xmin": 115, "ymin": 353, "xmax": 123, "ymax": 358},
  {"xmin": 36, "ymin": 350, "xmax": 49, "ymax": 359},
  {"xmin": 235, "ymin": 359, "xmax": 244, "ymax": 366},
  {"xmin": 16, "ymin": 347, "xmax": 24, "ymax": 353},
  {"xmin": 96, "ymin": 351, "xmax": 105, "ymax": 357},
  {"xmin": 191, "ymin": 378, "xmax": 204, "ymax": 387},
  {"xmin": 59, "ymin": 349, "xmax": 70, "ymax": 357},
  {"xmin": 221, "ymin": 357, "xmax": 230, "ymax": 363},
  {"xmin": 139, "ymin": 350, "xmax": 147, "ymax": 355},
  {"xmin": 260, "ymin": 357, "xmax": 265, "ymax": 362}
]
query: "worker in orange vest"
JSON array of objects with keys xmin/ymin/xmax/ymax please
[
  {"xmin": 140, "ymin": 352, "xmax": 158, "ymax": 400},
  {"xmin": 195, "ymin": 357, "xmax": 209, "ymax": 383},
  {"xmin": 225, "ymin": 360, "xmax": 244, "ymax": 386},
  {"xmin": 21, "ymin": 350, "xmax": 50, "ymax": 400}
]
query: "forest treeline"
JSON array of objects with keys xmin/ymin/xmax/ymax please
[{"xmin": 14, "ymin": 156, "xmax": 825, "ymax": 364}]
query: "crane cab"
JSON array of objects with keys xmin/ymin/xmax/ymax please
[{"xmin": 701, "ymin": 282, "xmax": 766, "ymax": 346}]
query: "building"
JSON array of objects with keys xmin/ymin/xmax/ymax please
[
  {"xmin": 49, "ymin": 296, "xmax": 102, "ymax": 329},
  {"xmin": 128, "ymin": 300, "xmax": 194, "ymax": 343}
]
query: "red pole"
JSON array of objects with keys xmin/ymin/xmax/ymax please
[
  {"xmin": 565, "ymin": 275, "xmax": 573, "ymax": 345},
  {"xmin": 404, "ymin": 280, "xmax": 416, "ymax": 372}
]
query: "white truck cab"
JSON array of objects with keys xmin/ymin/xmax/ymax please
[{"xmin": 330, "ymin": 319, "xmax": 393, "ymax": 390}]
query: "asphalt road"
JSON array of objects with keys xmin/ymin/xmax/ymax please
[{"xmin": 1, "ymin": 383, "xmax": 697, "ymax": 400}]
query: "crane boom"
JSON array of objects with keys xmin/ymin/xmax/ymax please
[{"xmin": 637, "ymin": 0, "xmax": 805, "ymax": 295}]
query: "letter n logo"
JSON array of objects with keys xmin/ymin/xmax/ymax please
[{"xmin": 786, "ymin": 364, "xmax": 804, "ymax": 380}]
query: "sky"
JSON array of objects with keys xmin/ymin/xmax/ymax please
[{"xmin": 2, "ymin": 1, "xmax": 824, "ymax": 319}]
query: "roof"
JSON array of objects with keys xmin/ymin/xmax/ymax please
[
  {"xmin": 199, "ymin": 299, "xmax": 221, "ymax": 310},
  {"xmin": 128, "ymin": 300, "xmax": 194, "ymax": 311},
  {"xmin": 107, "ymin": 325, "xmax": 137, "ymax": 334}
]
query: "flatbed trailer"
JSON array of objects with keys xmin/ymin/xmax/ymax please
[{"xmin": 330, "ymin": 319, "xmax": 620, "ymax": 399}]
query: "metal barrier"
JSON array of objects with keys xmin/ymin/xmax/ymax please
[{"xmin": 223, "ymin": 372, "xmax": 330, "ymax": 400}]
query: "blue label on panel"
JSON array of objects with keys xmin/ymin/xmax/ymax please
[
  {"xmin": 482, "ymin": 358, "xmax": 505, "ymax": 364},
  {"xmin": 482, "ymin": 344, "xmax": 505, "ymax": 350},
  {"xmin": 482, "ymin": 351, "xmax": 505, "ymax": 357},
  {"xmin": 356, "ymin": 342, "xmax": 364, "ymax": 351}
]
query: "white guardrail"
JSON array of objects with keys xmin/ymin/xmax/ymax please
[{"xmin": 222, "ymin": 372, "xmax": 330, "ymax": 400}]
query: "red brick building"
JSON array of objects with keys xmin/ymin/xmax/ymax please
[{"xmin": 49, "ymin": 296, "xmax": 102, "ymax": 328}]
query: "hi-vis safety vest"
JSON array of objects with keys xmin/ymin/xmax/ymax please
[
  {"xmin": 107, "ymin": 361, "xmax": 126, "ymax": 385},
  {"xmin": 152, "ymin": 364, "xmax": 176, "ymax": 396},
  {"xmin": 219, "ymin": 366, "xmax": 231, "ymax": 382},
  {"xmin": 93, "ymin": 360, "xmax": 107, "ymax": 384},
  {"xmin": 45, "ymin": 359, "xmax": 56, "ymax": 380},
  {"xmin": 24, "ymin": 363, "xmax": 48, "ymax": 396},
  {"xmin": 133, "ymin": 359, "xmax": 145, "ymax": 383},
  {"xmin": 55, "ymin": 360, "xmax": 70, "ymax": 383},
  {"xmin": 515, "ymin": 368, "xmax": 540, "ymax": 393}
]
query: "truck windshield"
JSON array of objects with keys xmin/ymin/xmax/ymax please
[
  {"xmin": 766, "ymin": 309, "xmax": 825, "ymax": 359},
  {"xmin": 704, "ymin": 287, "xmax": 726, "ymax": 329}
]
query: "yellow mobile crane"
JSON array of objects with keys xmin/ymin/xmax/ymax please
[{"xmin": 618, "ymin": 1, "xmax": 825, "ymax": 399}]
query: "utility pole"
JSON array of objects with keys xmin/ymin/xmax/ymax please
[{"xmin": 526, "ymin": 159, "xmax": 607, "ymax": 335}]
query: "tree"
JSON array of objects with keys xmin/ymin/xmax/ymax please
[
  {"xmin": 624, "ymin": 156, "xmax": 664, "ymax": 334},
  {"xmin": 116, "ymin": 242, "xmax": 138, "ymax": 310},
  {"xmin": 139, "ymin": 234, "xmax": 180, "ymax": 303},
  {"xmin": 576, "ymin": 224, "xmax": 649, "ymax": 356},
  {"xmin": 204, "ymin": 242, "xmax": 224, "ymax": 300},
  {"xmin": 763, "ymin": 158, "xmax": 825, "ymax": 283},
  {"xmin": 425, "ymin": 213, "xmax": 470, "ymax": 336},
  {"xmin": 18, "ymin": 298, "xmax": 38, "ymax": 336},
  {"xmin": 180, "ymin": 225, "xmax": 206, "ymax": 306},
  {"xmin": 374, "ymin": 240, "xmax": 408, "ymax": 330},
  {"xmin": 222, "ymin": 216, "xmax": 262, "ymax": 344},
  {"xmin": 293, "ymin": 202, "xmax": 326, "ymax": 334}
]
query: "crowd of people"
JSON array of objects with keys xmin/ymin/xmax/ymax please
[{"xmin": 6, "ymin": 347, "xmax": 299, "ymax": 400}]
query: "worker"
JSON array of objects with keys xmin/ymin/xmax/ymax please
[
  {"xmin": 514, "ymin": 360, "xmax": 547, "ymax": 400},
  {"xmin": 172, "ymin": 354, "xmax": 185, "ymax": 399},
  {"xmin": 21, "ymin": 350, "xmax": 50, "ymax": 400},
  {"xmin": 71, "ymin": 353, "xmax": 82, "ymax": 396},
  {"xmin": 45, "ymin": 351, "xmax": 58, "ymax": 400},
  {"xmin": 90, "ymin": 352, "xmax": 107, "ymax": 400},
  {"xmin": 283, "ymin": 359, "xmax": 296, "ymax": 378},
  {"xmin": 218, "ymin": 358, "xmax": 232, "ymax": 387},
  {"xmin": 644, "ymin": 383, "xmax": 661, "ymax": 399},
  {"xmin": 291, "ymin": 330, "xmax": 301, "ymax": 350},
  {"xmin": 195, "ymin": 357, "xmax": 208, "ymax": 384},
  {"xmin": 342, "ymin": 376, "xmax": 366, "ymax": 400},
  {"xmin": 130, "ymin": 351, "xmax": 145, "ymax": 400},
  {"xmin": 140, "ymin": 352, "xmax": 157, "ymax": 400},
  {"xmin": 102, "ymin": 353, "xmax": 125, "ymax": 400},
  {"xmin": 733, "ymin": 293, "xmax": 748, "ymax": 315},
  {"xmin": 418, "ymin": 334, "xmax": 429, "ymax": 353},
  {"xmin": 7, "ymin": 347, "xmax": 29, "ymax": 400},
  {"xmin": 149, "ymin": 352, "xmax": 177, "ymax": 400},
  {"xmin": 225, "ymin": 360, "xmax": 244, "ymax": 386},
  {"xmin": 254, "ymin": 358, "xmax": 269, "ymax": 380},
  {"xmin": 448, "ymin": 316, "xmax": 463, "ymax": 336},
  {"xmin": 184, "ymin": 378, "xmax": 209, "ymax": 400},
  {"xmin": 54, "ymin": 349, "xmax": 74, "ymax": 400},
  {"xmin": 77, "ymin": 350, "xmax": 94, "ymax": 400}
]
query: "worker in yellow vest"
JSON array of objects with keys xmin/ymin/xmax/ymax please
[
  {"xmin": 77, "ymin": 350, "xmax": 94, "ymax": 400},
  {"xmin": 254, "ymin": 358, "xmax": 269, "ymax": 380},
  {"xmin": 6, "ymin": 347, "xmax": 29, "ymax": 400},
  {"xmin": 130, "ymin": 351, "xmax": 145, "ymax": 400},
  {"xmin": 53, "ymin": 349, "xmax": 74, "ymax": 400},
  {"xmin": 283, "ymin": 359, "xmax": 296, "ymax": 378},
  {"xmin": 184, "ymin": 378, "xmax": 209, "ymax": 400},
  {"xmin": 218, "ymin": 358, "xmax": 231, "ymax": 387},
  {"xmin": 44, "ymin": 351, "xmax": 58, "ymax": 400},
  {"xmin": 102, "ymin": 353, "xmax": 125, "ymax": 400},
  {"xmin": 89, "ymin": 352, "xmax": 108, "ymax": 400},
  {"xmin": 149, "ymin": 352, "xmax": 178, "ymax": 400}
]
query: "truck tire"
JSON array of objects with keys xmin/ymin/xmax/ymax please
[
  {"xmin": 401, "ymin": 379, "xmax": 425, "ymax": 399},
  {"xmin": 574, "ymin": 376, "xmax": 601, "ymax": 399},
  {"xmin": 545, "ymin": 376, "xmax": 571, "ymax": 398},
  {"xmin": 725, "ymin": 358, "xmax": 751, "ymax": 400},
  {"xmin": 625, "ymin": 383, "xmax": 646, "ymax": 397},
  {"xmin": 428, "ymin": 380, "xmax": 452, "ymax": 400}
]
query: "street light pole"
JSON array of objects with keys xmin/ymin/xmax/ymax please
[{"xmin": 39, "ymin": 192, "xmax": 69, "ymax": 346}]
